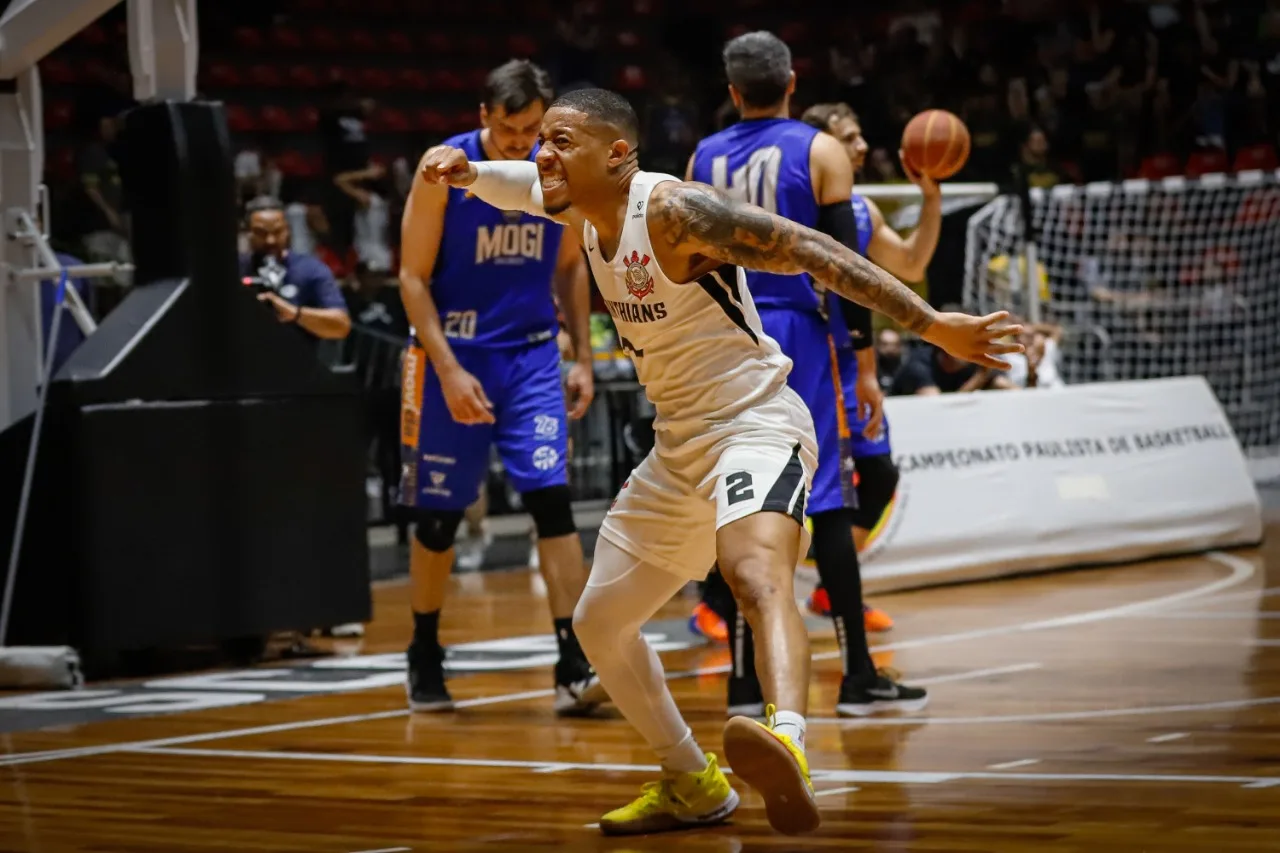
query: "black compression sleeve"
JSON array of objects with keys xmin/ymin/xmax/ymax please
[{"xmin": 817, "ymin": 202, "xmax": 874, "ymax": 350}]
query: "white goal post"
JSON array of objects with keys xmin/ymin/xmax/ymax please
[{"xmin": 963, "ymin": 171, "xmax": 1280, "ymax": 483}]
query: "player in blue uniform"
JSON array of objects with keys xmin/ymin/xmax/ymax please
[
  {"xmin": 800, "ymin": 102, "xmax": 945, "ymax": 625},
  {"xmin": 399, "ymin": 60, "xmax": 604, "ymax": 715},
  {"xmin": 689, "ymin": 32, "xmax": 926, "ymax": 717}
]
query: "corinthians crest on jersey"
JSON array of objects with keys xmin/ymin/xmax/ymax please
[{"xmin": 624, "ymin": 250, "xmax": 654, "ymax": 300}]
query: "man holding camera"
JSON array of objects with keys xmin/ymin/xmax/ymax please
[{"xmin": 239, "ymin": 196, "xmax": 352, "ymax": 342}]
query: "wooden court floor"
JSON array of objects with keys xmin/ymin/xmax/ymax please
[{"xmin": 1, "ymin": 523, "xmax": 1279, "ymax": 852}]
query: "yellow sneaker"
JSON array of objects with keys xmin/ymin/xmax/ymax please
[
  {"xmin": 722, "ymin": 703, "xmax": 820, "ymax": 836},
  {"xmin": 598, "ymin": 753, "xmax": 739, "ymax": 836}
]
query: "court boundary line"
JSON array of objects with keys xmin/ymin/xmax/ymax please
[
  {"xmin": 0, "ymin": 550, "xmax": 1253, "ymax": 768},
  {"xmin": 127, "ymin": 744, "xmax": 1280, "ymax": 790}
]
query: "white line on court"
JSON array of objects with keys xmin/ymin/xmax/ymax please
[
  {"xmin": 987, "ymin": 759, "xmax": 1040, "ymax": 770},
  {"xmin": 127, "ymin": 744, "xmax": 1280, "ymax": 790},
  {"xmin": 808, "ymin": 695, "xmax": 1280, "ymax": 727},
  {"xmin": 1148, "ymin": 733, "xmax": 1189, "ymax": 743},
  {"xmin": 814, "ymin": 786, "xmax": 859, "ymax": 797},
  {"xmin": 348, "ymin": 848, "xmax": 411, "ymax": 853},
  {"xmin": 1133, "ymin": 611, "xmax": 1280, "ymax": 620},
  {"xmin": 0, "ymin": 550, "xmax": 1251, "ymax": 768}
]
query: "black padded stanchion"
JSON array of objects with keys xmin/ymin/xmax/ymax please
[{"xmin": 0, "ymin": 101, "xmax": 370, "ymax": 674}]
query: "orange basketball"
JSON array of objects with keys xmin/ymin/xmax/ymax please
[{"xmin": 901, "ymin": 109, "xmax": 970, "ymax": 180}]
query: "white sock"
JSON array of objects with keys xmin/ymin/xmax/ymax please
[
  {"xmin": 656, "ymin": 729, "xmax": 709, "ymax": 774},
  {"xmin": 773, "ymin": 710, "xmax": 807, "ymax": 754}
]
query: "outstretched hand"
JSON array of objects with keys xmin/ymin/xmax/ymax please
[
  {"xmin": 923, "ymin": 310, "xmax": 1024, "ymax": 370},
  {"xmin": 420, "ymin": 145, "xmax": 478, "ymax": 188}
]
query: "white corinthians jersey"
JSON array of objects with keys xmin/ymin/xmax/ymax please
[{"xmin": 585, "ymin": 171, "xmax": 792, "ymax": 431}]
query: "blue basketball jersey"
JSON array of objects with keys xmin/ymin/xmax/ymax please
[
  {"xmin": 429, "ymin": 130, "xmax": 563, "ymax": 348},
  {"xmin": 850, "ymin": 193, "xmax": 875, "ymax": 256},
  {"xmin": 690, "ymin": 118, "xmax": 822, "ymax": 314}
]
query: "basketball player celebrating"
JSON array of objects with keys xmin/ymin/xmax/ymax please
[
  {"xmin": 798, "ymin": 101, "xmax": 945, "ymax": 631},
  {"xmin": 688, "ymin": 32, "xmax": 925, "ymax": 718},
  {"xmin": 419, "ymin": 88, "xmax": 1020, "ymax": 836},
  {"xmin": 398, "ymin": 60, "xmax": 603, "ymax": 715}
]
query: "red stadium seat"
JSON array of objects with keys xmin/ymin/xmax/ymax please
[
  {"xmin": 287, "ymin": 65, "xmax": 322, "ymax": 88},
  {"xmin": 44, "ymin": 100, "xmax": 74, "ymax": 131},
  {"xmin": 386, "ymin": 32, "xmax": 415, "ymax": 55},
  {"xmin": 308, "ymin": 26, "xmax": 342, "ymax": 52},
  {"xmin": 450, "ymin": 109, "xmax": 475, "ymax": 133},
  {"xmin": 1232, "ymin": 143, "xmax": 1279, "ymax": 173},
  {"xmin": 792, "ymin": 56, "xmax": 815, "ymax": 78},
  {"xmin": 349, "ymin": 30, "xmax": 379, "ymax": 53},
  {"xmin": 271, "ymin": 28, "xmax": 305, "ymax": 51},
  {"xmin": 1185, "ymin": 148, "xmax": 1229, "ymax": 178},
  {"xmin": 39, "ymin": 58, "xmax": 78, "ymax": 86},
  {"xmin": 260, "ymin": 105, "xmax": 300, "ymax": 133},
  {"xmin": 297, "ymin": 106, "xmax": 319, "ymax": 131},
  {"xmin": 616, "ymin": 65, "xmax": 647, "ymax": 91},
  {"xmin": 247, "ymin": 64, "xmax": 285, "ymax": 88},
  {"xmin": 1137, "ymin": 152, "xmax": 1181, "ymax": 181},
  {"xmin": 397, "ymin": 68, "xmax": 432, "ymax": 92},
  {"xmin": 414, "ymin": 108, "xmax": 450, "ymax": 134},
  {"xmin": 370, "ymin": 107, "xmax": 412, "ymax": 133},
  {"xmin": 464, "ymin": 67, "xmax": 488, "ymax": 91},
  {"xmin": 508, "ymin": 34, "xmax": 539, "ymax": 56},
  {"xmin": 46, "ymin": 147, "xmax": 75, "ymax": 182},
  {"xmin": 224, "ymin": 104, "xmax": 257, "ymax": 133},
  {"xmin": 423, "ymin": 32, "xmax": 452, "ymax": 56},
  {"xmin": 357, "ymin": 67, "xmax": 395, "ymax": 91},
  {"xmin": 203, "ymin": 62, "xmax": 244, "ymax": 89},
  {"xmin": 616, "ymin": 29, "xmax": 644, "ymax": 50},
  {"xmin": 233, "ymin": 27, "xmax": 266, "ymax": 51}
]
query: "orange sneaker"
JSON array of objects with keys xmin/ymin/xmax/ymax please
[
  {"xmin": 863, "ymin": 604, "xmax": 894, "ymax": 633},
  {"xmin": 806, "ymin": 586, "xmax": 831, "ymax": 616},
  {"xmin": 689, "ymin": 602, "xmax": 728, "ymax": 644}
]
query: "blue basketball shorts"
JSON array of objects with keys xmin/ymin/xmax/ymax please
[
  {"xmin": 837, "ymin": 344, "xmax": 894, "ymax": 459},
  {"xmin": 758, "ymin": 307, "xmax": 855, "ymax": 515},
  {"xmin": 398, "ymin": 337, "xmax": 568, "ymax": 511}
]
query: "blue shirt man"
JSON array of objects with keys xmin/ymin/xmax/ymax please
[
  {"xmin": 239, "ymin": 197, "xmax": 352, "ymax": 344},
  {"xmin": 397, "ymin": 60, "xmax": 601, "ymax": 716},
  {"xmin": 690, "ymin": 31, "xmax": 927, "ymax": 718}
]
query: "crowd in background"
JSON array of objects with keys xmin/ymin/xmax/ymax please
[
  {"xmin": 32, "ymin": 0, "xmax": 1278, "ymax": 527},
  {"xmin": 45, "ymin": 0, "xmax": 1280, "ymax": 286}
]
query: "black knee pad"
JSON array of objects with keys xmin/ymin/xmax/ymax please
[
  {"xmin": 412, "ymin": 509, "xmax": 465, "ymax": 553},
  {"xmin": 850, "ymin": 455, "xmax": 899, "ymax": 529},
  {"xmin": 522, "ymin": 485, "xmax": 577, "ymax": 539}
]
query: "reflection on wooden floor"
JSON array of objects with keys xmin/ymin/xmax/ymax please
[{"xmin": 2, "ymin": 524, "xmax": 1279, "ymax": 852}]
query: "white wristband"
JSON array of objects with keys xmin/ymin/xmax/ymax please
[{"xmin": 470, "ymin": 160, "xmax": 547, "ymax": 219}]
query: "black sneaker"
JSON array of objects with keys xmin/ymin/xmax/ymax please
[
  {"xmin": 726, "ymin": 673, "xmax": 765, "ymax": 718},
  {"xmin": 553, "ymin": 656, "xmax": 608, "ymax": 716},
  {"xmin": 406, "ymin": 642, "xmax": 453, "ymax": 712},
  {"xmin": 836, "ymin": 668, "xmax": 928, "ymax": 717}
]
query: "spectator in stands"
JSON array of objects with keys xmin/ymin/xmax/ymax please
[
  {"xmin": 875, "ymin": 328, "xmax": 907, "ymax": 394},
  {"xmin": 73, "ymin": 111, "xmax": 130, "ymax": 266},
  {"xmin": 319, "ymin": 84, "xmax": 375, "ymax": 258},
  {"xmin": 893, "ymin": 343, "xmax": 1016, "ymax": 395},
  {"xmin": 1002, "ymin": 321, "xmax": 1066, "ymax": 389},
  {"xmin": 239, "ymin": 197, "xmax": 352, "ymax": 344},
  {"xmin": 554, "ymin": 0, "xmax": 600, "ymax": 87},
  {"xmin": 334, "ymin": 161, "xmax": 394, "ymax": 275},
  {"xmin": 892, "ymin": 307, "xmax": 1015, "ymax": 395},
  {"xmin": 1020, "ymin": 125, "xmax": 1067, "ymax": 188}
]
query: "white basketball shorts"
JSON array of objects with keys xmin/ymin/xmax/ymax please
[{"xmin": 598, "ymin": 385, "xmax": 818, "ymax": 581}]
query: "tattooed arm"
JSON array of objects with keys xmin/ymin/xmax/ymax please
[
  {"xmin": 647, "ymin": 181, "xmax": 1023, "ymax": 367},
  {"xmin": 649, "ymin": 180, "xmax": 936, "ymax": 334}
]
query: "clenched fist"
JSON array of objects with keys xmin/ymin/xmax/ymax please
[{"xmin": 420, "ymin": 145, "xmax": 478, "ymax": 188}]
